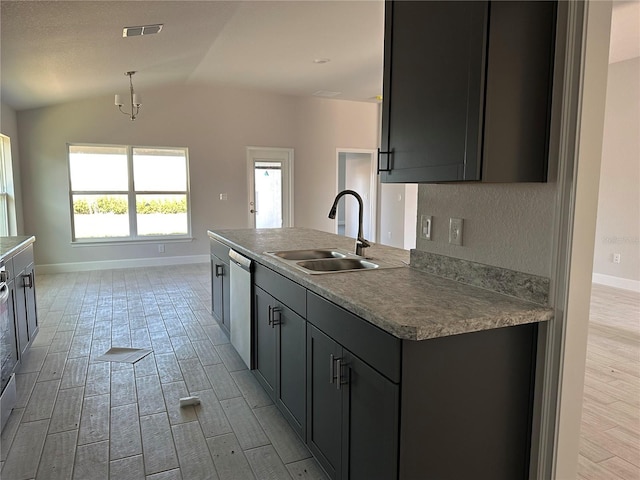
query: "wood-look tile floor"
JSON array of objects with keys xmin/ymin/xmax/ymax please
[
  {"xmin": 0, "ymin": 264, "xmax": 329, "ymax": 480},
  {"xmin": 578, "ymin": 284, "xmax": 640, "ymax": 480}
]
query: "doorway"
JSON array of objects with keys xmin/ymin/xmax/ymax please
[
  {"xmin": 335, "ymin": 149, "xmax": 377, "ymax": 242},
  {"xmin": 247, "ymin": 147, "xmax": 294, "ymax": 228}
]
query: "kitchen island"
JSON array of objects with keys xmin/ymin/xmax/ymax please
[
  {"xmin": 0, "ymin": 235, "xmax": 38, "ymax": 359},
  {"xmin": 1, "ymin": 235, "xmax": 38, "ymax": 432},
  {"xmin": 0, "ymin": 235, "xmax": 36, "ymax": 262},
  {"xmin": 208, "ymin": 228, "xmax": 552, "ymax": 480}
]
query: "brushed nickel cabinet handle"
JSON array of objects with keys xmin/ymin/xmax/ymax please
[
  {"xmin": 271, "ymin": 306, "xmax": 281, "ymax": 327},
  {"xmin": 329, "ymin": 354, "xmax": 336, "ymax": 384}
]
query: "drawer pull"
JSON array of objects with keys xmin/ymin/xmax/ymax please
[
  {"xmin": 330, "ymin": 354, "xmax": 343, "ymax": 388},
  {"xmin": 215, "ymin": 264, "xmax": 224, "ymax": 277},
  {"xmin": 268, "ymin": 306, "xmax": 281, "ymax": 327},
  {"xmin": 335, "ymin": 358, "xmax": 342, "ymax": 390},
  {"xmin": 377, "ymin": 148, "xmax": 393, "ymax": 173},
  {"xmin": 22, "ymin": 272, "xmax": 34, "ymax": 288}
]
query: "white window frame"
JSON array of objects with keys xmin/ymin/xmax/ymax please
[
  {"xmin": 0, "ymin": 134, "xmax": 14, "ymax": 236},
  {"xmin": 68, "ymin": 143, "xmax": 192, "ymax": 243}
]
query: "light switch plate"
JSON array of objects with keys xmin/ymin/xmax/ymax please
[
  {"xmin": 449, "ymin": 218, "xmax": 463, "ymax": 246},
  {"xmin": 420, "ymin": 215, "xmax": 432, "ymax": 240}
]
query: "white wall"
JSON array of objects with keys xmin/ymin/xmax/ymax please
[
  {"xmin": 378, "ymin": 183, "xmax": 418, "ymax": 250},
  {"xmin": 293, "ymin": 97, "xmax": 379, "ymax": 234},
  {"xmin": 403, "ymin": 184, "xmax": 418, "ymax": 250},
  {"xmin": 592, "ymin": 57, "xmax": 640, "ymax": 289},
  {"xmin": 379, "ymin": 183, "xmax": 407, "ymax": 248},
  {"xmin": 15, "ymin": 85, "xmax": 378, "ymax": 268},
  {"xmin": 344, "ymin": 153, "xmax": 373, "ymax": 239}
]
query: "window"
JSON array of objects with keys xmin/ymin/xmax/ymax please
[
  {"xmin": 0, "ymin": 134, "xmax": 13, "ymax": 236},
  {"xmin": 68, "ymin": 144, "xmax": 190, "ymax": 242}
]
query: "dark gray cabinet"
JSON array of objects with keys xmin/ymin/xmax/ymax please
[
  {"xmin": 253, "ymin": 263, "xmax": 307, "ymax": 439},
  {"xmin": 12, "ymin": 244, "xmax": 38, "ymax": 356},
  {"xmin": 307, "ymin": 290, "xmax": 536, "ymax": 480},
  {"xmin": 210, "ymin": 239, "xmax": 230, "ymax": 336},
  {"xmin": 229, "ymin": 252, "xmax": 538, "ymax": 480},
  {"xmin": 380, "ymin": 1, "xmax": 557, "ymax": 183},
  {"xmin": 307, "ymin": 325, "xmax": 399, "ymax": 480}
]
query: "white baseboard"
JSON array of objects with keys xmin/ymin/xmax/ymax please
[
  {"xmin": 36, "ymin": 254, "xmax": 210, "ymax": 274},
  {"xmin": 592, "ymin": 273, "xmax": 640, "ymax": 292}
]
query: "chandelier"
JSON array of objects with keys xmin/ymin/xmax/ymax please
[{"xmin": 115, "ymin": 71, "xmax": 141, "ymax": 121}]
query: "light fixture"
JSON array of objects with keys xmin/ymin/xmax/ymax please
[{"xmin": 115, "ymin": 71, "xmax": 141, "ymax": 121}]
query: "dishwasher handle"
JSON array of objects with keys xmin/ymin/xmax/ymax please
[
  {"xmin": 229, "ymin": 249, "xmax": 252, "ymax": 272},
  {"xmin": 0, "ymin": 282, "xmax": 9, "ymax": 304}
]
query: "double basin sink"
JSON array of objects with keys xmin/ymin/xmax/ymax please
[{"xmin": 265, "ymin": 248, "xmax": 402, "ymax": 274}]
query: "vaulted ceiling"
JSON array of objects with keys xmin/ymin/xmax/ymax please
[
  {"xmin": 0, "ymin": 1, "xmax": 384, "ymax": 110},
  {"xmin": 1, "ymin": 1, "xmax": 637, "ymax": 112}
]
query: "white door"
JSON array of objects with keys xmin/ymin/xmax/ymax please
[{"xmin": 247, "ymin": 147, "xmax": 293, "ymax": 228}]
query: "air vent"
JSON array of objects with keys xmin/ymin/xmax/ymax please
[
  {"xmin": 312, "ymin": 90, "xmax": 341, "ymax": 98},
  {"xmin": 123, "ymin": 24, "xmax": 163, "ymax": 38}
]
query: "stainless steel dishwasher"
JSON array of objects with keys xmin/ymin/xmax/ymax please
[
  {"xmin": 229, "ymin": 249, "xmax": 252, "ymax": 369},
  {"xmin": 0, "ymin": 260, "xmax": 17, "ymax": 432}
]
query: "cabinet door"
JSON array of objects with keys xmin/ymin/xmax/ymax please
[
  {"xmin": 254, "ymin": 287, "xmax": 276, "ymax": 398},
  {"xmin": 307, "ymin": 325, "xmax": 342, "ymax": 480},
  {"xmin": 222, "ymin": 265, "xmax": 230, "ymax": 333},
  {"xmin": 276, "ymin": 302, "xmax": 306, "ymax": 438},
  {"xmin": 211, "ymin": 255, "xmax": 226, "ymax": 332},
  {"xmin": 12, "ymin": 274, "xmax": 29, "ymax": 357},
  {"xmin": 342, "ymin": 351, "xmax": 399, "ymax": 480},
  {"xmin": 481, "ymin": 1, "xmax": 556, "ymax": 182},
  {"xmin": 23, "ymin": 267, "xmax": 38, "ymax": 340},
  {"xmin": 380, "ymin": 1, "xmax": 488, "ymax": 183}
]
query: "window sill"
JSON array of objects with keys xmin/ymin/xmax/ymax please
[{"xmin": 71, "ymin": 237, "xmax": 194, "ymax": 247}]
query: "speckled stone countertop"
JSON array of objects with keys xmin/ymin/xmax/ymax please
[
  {"xmin": 0, "ymin": 236, "xmax": 35, "ymax": 262},
  {"xmin": 208, "ymin": 228, "xmax": 553, "ymax": 341}
]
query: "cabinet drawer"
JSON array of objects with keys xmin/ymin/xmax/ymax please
[
  {"xmin": 12, "ymin": 244, "xmax": 34, "ymax": 274},
  {"xmin": 307, "ymin": 291, "xmax": 401, "ymax": 383},
  {"xmin": 210, "ymin": 238, "xmax": 230, "ymax": 264},
  {"xmin": 253, "ymin": 263, "xmax": 306, "ymax": 318}
]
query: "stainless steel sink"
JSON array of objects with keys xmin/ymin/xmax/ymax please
[
  {"xmin": 265, "ymin": 248, "xmax": 404, "ymax": 274},
  {"xmin": 269, "ymin": 249, "xmax": 347, "ymax": 261},
  {"xmin": 296, "ymin": 258, "xmax": 380, "ymax": 272}
]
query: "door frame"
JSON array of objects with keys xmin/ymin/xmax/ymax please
[
  {"xmin": 246, "ymin": 147, "xmax": 294, "ymax": 228},
  {"xmin": 335, "ymin": 148, "xmax": 378, "ymax": 243},
  {"xmin": 534, "ymin": 2, "xmax": 612, "ymax": 479}
]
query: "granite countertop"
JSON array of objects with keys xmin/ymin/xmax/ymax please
[
  {"xmin": 208, "ymin": 228, "xmax": 553, "ymax": 341},
  {"xmin": 0, "ymin": 236, "xmax": 35, "ymax": 262}
]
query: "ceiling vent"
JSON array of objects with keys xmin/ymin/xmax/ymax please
[
  {"xmin": 123, "ymin": 24, "xmax": 163, "ymax": 38},
  {"xmin": 312, "ymin": 90, "xmax": 341, "ymax": 98}
]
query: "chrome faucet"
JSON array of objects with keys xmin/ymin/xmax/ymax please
[{"xmin": 328, "ymin": 190, "xmax": 371, "ymax": 256}]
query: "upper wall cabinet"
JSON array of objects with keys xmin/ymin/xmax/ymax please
[{"xmin": 379, "ymin": 1, "xmax": 557, "ymax": 183}]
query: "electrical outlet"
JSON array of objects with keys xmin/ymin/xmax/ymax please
[
  {"xmin": 219, "ymin": 193, "xmax": 228, "ymax": 201},
  {"xmin": 449, "ymin": 218, "xmax": 463, "ymax": 246},
  {"xmin": 613, "ymin": 253, "xmax": 621, "ymax": 264},
  {"xmin": 158, "ymin": 244, "xmax": 165, "ymax": 253},
  {"xmin": 421, "ymin": 215, "xmax": 432, "ymax": 240}
]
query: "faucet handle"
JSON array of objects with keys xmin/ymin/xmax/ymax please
[{"xmin": 355, "ymin": 237, "xmax": 370, "ymax": 256}]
